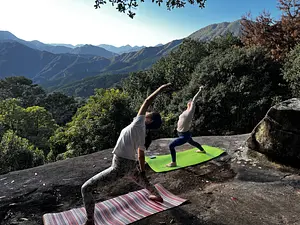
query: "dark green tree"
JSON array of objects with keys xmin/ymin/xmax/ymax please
[
  {"xmin": 0, "ymin": 99, "xmax": 58, "ymax": 156},
  {"xmin": 188, "ymin": 46, "xmax": 286, "ymax": 134},
  {"xmin": 0, "ymin": 98, "xmax": 25, "ymax": 134},
  {"xmin": 20, "ymin": 106, "xmax": 58, "ymax": 155},
  {"xmin": 0, "ymin": 130, "xmax": 44, "ymax": 174},
  {"xmin": 49, "ymin": 88, "xmax": 135, "ymax": 160},
  {"xmin": 282, "ymin": 43, "xmax": 300, "ymax": 97},
  {"xmin": 0, "ymin": 76, "xmax": 46, "ymax": 108},
  {"xmin": 39, "ymin": 92, "xmax": 79, "ymax": 126}
]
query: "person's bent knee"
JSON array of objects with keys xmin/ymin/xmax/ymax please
[
  {"xmin": 81, "ymin": 181, "xmax": 92, "ymax": 196},
  {"xmin": 169, "ymin": 142, "xmax": 176, "ymax": 150}
]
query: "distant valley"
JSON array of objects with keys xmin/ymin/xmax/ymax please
[
  {"xmin": 0, "ymin": 20, "xmax": 242, "ymax": 97},
  {"xmin": 0, "ymin": 39, "xmax": 182, "ymax": 91}
]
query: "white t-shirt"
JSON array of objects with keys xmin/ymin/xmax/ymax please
[
  {"xmin": 176, "ymin": 102, "xmax": 195, "ymax": 133},
  {"xmin": 112, "ymin": 115, "xmax": 146, "ymax": 160}
]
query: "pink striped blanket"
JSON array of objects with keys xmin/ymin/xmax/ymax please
[{"xmin": 43, "ymin": 183, "xmax": 187, "ymax": 225}]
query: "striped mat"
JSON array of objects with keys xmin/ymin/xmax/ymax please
[{"xmin": 43, "ymin": 183, "xmax": 187, "ymax": 225}]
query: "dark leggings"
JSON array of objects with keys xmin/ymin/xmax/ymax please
[{"xmin": 169, "ymin": 131, "xmax": 204, "ymax": 162}]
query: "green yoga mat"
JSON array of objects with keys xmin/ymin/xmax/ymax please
[{"xmin": 145, "ymin": 145, "xmax": 225, "ymax": 172}]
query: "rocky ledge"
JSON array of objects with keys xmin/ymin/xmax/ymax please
[{"xmin": 1, "ymin": 134, "xmax": 300, "ymax": 225}]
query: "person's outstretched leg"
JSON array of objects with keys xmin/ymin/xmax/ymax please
[
  {"xmin": 188, "ymin": 137, "xmax": 206, "ymax": 153},
  {"xmin": 81, "ymin": 167, "xmax": 116, "ymax": 225},
  {"xmin": 81, "ymin": 155, "xmax": 128, "ymax": 225},
  {"xmin": 167, "ymin": 134, "xmax": 189, "ymax": 167}
]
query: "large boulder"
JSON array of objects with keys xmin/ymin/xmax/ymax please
[{"xmin": 247, "ymin": 98, "xmax": 300, "ymax": 166}]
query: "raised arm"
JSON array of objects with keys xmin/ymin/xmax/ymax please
[
  {"xmin": 137, "ymin": 83, "xmax": 171, "ymax": 116},
  {"xmin": 192, "ymin": 85, "xmax": 204, "ymax": 102}
]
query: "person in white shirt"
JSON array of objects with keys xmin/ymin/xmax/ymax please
[
  {"xmin": 166, "ymin": 86, "xmax": 206, "ymax": 167},
  {"xmin": 81, "ymin": 83, "xmax": 171, "ymax": 225}
]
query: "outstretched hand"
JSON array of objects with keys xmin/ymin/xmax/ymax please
[
  {"xmin": 137, "ymin": 83, "xmax": 172, "ymax": 116},
  {"xmin": 159, "ymin": 83, "xmax": 172, "ymax": 91},
  {"xmin": 192, "ymin": 85, "xmax": 204, "ymax": 102}
]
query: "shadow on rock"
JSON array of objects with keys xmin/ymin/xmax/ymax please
[
  {"xmin": 235, "ymin": 167, "xmax": 282, "ymax": 183},
  {"xmin": 133, "ymin": 205, "xmax": 227, "ymax": 225},
  {"xmin": 169, "ymin": 207, "xmax": 226, "ymax": 225}
]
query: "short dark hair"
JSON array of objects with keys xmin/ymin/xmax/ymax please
[{"xmin": 146, "ymin": 112, "xmax": 162, "ymax": 130}]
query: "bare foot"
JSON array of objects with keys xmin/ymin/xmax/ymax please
[
  {"xmin": 149, "ymin": 194, "xmax": 164, "ymax": 202},
  {"xmin": 83, "ymin": 219, "xmax": 95, "ymax": 225},
  {"xmin": 166, "ymin": 162, "xmax": 177, "ymax": 167},
  {"xmin": 196, "ymin": 149, "xmax": 206, "ymax": 153}
]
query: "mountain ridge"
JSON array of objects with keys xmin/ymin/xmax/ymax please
[
  {"xmin": 69, "ymin": 44, "xmax": 117, "ymax": 58},
  {"xmin": 0, "ymin": 31, "xmax": 156, "ymax": 56},
  {"xmin": 98, "ymin": 44, "xmax": 146, "ymax": 54},
  {"xmin": 0, "ymin": 39, "xmax": 182, "ymax": 92},
  {"xmin": 0, "ymin": 20, "xmax": 242, "ymax": 96},
  {"xmin": 188, "ymin": 20, "xmax": 242, "ymax": 41},
  {"xmin": 0, "ymin": 31, "xmax": 116, "ymax": 57}
]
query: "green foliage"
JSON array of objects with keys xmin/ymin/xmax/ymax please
[
  {"xmin": 282, "ymin": 44, "xmax": 300, "ymax": 97},
  {"xmin": 122, "ymin": 71, "xmax": 152, "ymax": 111},
  {"xmin": 0, "ymin": 76, "xmax": 46, "ymax": 108},
  {"xmin": 204, "ymin": 32, "xmax": 243, "ymax": 52},
  {"xmin": 120, "ymin": 38, "xmax": 214, "ymax": 136},
  {"xmin": 151, "ymin": 39, "xmax": 209, "ymax": 90},
  {"xmin": 187, "ymin": 46, "xmax": 285, "ymax": 134},
  {"xmin": 123, "ymin": 39, "xmax": 210, "ymax": 113},
  {"xmin": 0, "ymin": 99, "xmax": 47, "ymax": 173},
  {"xmin": 0, "ymin": 98, "xmax": 25, "ymax": 133},
  {"xmin": 0, "ymin": 77, "xmax": 79, "ymax": 126},
  {"xmin": 0, "ymin": 130, "xmax": 44, "ymax": 174},
  {"xmin": 123, "ymin": 36, "xmax": 239, "ymax": 103},
  {"xmin": 123, "ymin": 35, "xmax": 289, "ymax": 138},
  {"xmin": 0, "ymin": 99, "xmax": 58, "ymax": 156},
  {"xmin": 49, "ymin": 88, "xmax": 135, "ymax": 159},
  {"xmin": 0, "ymin": 78, "xmax": 79, "ymax": 171},
  {"xmin": 94, "ymin": 0, "xmax": 206, "ymax": 18},
  {"xmin": 157, "ymin": 112, "xmax": 178, "ymax": 138},
  {"xmin": 39, "ymin": 92, "xmax": 79, "ymax": 125},
  {"xmin": 47, "ymin": 127, "xmax": 68, "ymax": 162},
  {"xmin": 53, "ymin": 73, "xmax": 130, "ymax": 98},
  {"xmin": 20, "ymin": 106, "xmax": 58, "ymax": 154}
]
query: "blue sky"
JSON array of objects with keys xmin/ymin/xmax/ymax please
[{"xmin": 0, "ymin": 0, "xmax": 281, "ymax": 47}]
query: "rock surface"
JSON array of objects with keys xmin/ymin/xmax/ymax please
[
  {"xmin": 1, "ymin": 134, "xmax": 300, "ymax": 225},
  {"xmin": 247, "ymin": 98, "xmax": 300, "ymax": 166}
]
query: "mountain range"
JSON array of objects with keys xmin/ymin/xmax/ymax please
[
  {"xmin": 0, "ymin": 20, "xmax": 242, "ymax": 97},
  {"xmin": 0, "ymin": 39, "xmax": 182, "ymax": 90},
  {"xmin": 0, "ymin": 31, "xmax": 149, "ymax": 55}
]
